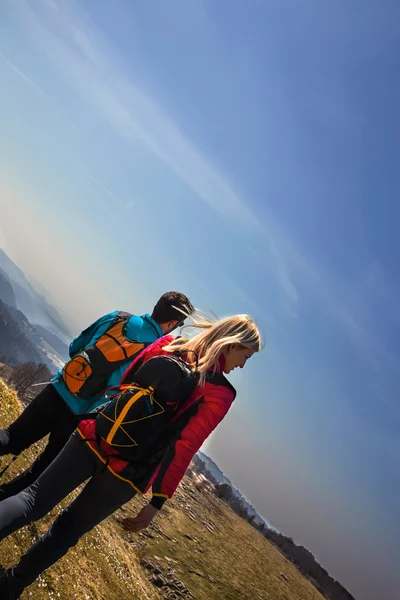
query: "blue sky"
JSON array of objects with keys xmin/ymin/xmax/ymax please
[{"xmin": 1, "ymin": 1, "xmax": 399, "ymax": 598}]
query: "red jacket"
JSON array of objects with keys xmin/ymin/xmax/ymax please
[{"xmin": 77, "ymin": 335, "xmax": 236, "ymax": 508}]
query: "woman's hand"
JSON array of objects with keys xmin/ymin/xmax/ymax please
[{"xmin": 120, "ymin": 504, "xmax": 159, "ymax": 533}]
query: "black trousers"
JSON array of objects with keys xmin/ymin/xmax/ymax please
[
  {"xmin": 0, "ymin": 432, "xmax": 136, "ymax": 598},
  {"xmin": 0, "ymin": 385, "xmax": 79, "ymax": 499}
]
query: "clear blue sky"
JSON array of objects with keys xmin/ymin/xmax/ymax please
[{"xmin": 1, "ymin": 1, "xmax": 399, "ymax": 598}]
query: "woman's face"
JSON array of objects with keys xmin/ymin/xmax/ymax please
[{"xmin": 222, "ymin": 345, "xmax": 255, "ymax": 374}]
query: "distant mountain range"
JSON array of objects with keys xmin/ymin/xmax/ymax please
[
  {"xmin": 194, "ymin": 450, "xmax": 271, "ymax": 527},
  {"xmin": 0, "ymin": 249, "xmax": 71, "ymax": 371},
  {"xmin": 0, "ymin": 249, "xmax": 73, "ymax": 343},
  {"xmin": 0, "ymin": 299, "xmax": 44, "ymax": 366}
]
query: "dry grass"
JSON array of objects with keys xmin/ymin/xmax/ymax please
[
  {"xmin": 0, "ymin": 379, "xmax": 325, "ymax": 600},
  {"xmin": 128, "ymin": 482, "xmax": 325, "ymax": 600}
]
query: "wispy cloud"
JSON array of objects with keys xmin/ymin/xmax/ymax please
[
  {"xmin": 268, "ymin": 238, "xmax": 299, "ymax": 317},
  {"xmin": 11, "ymin": 0, "xmax": 302, "ymax": 314},
  {"xmin": 8, "ymin": 0, "xmax": 400, "ymax": 403},
  {"xmin": 14, "ymin": 0, "xmax": 262, "ymax": 228},
  {"xmin": 0, "ymin": 51, "xmax": 81, "ymax": 135},
  {"xmin": 62, "ymin": 115, "xmax": 81, "ymax": 134},
  {"xmin": 70, "ymin": 161, "xmax": 129, "ymax": 209},
  {"xmin": 0, "ymin": 53, "xmax": 47, "ymax": 97}
]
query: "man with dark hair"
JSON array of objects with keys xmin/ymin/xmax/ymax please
[
  {"xmin": 151, "ymin": 291, "xmax": 191, "ymax": 326},
  {"xmin": 0, "ymin": 292, "xmax": 194, "ymax": 499}
]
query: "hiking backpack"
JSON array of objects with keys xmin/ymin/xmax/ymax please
[
  {"xmin": 62, "ymin": 312, "xmax": 148, "ymax": 398},
  {"xmin": 94, "ymin": 351, "xmax": 199, "ymax": 453}
]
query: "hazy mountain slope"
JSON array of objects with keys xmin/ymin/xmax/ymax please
[
  {"xmin": 0, "ymin": 300, "xmax": 44, "ymax": 365},
  {"xmin": 0, "ymin": 249, "xmax": 72, "ymax": 341},
  {"xmin": 34, "ymin": 324, "xmax": 69, "ymax": 362},
  {"xmin": 0, "ymin": 270, "xmax": 17, "ymax": 310}
]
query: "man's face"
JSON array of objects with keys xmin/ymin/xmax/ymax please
[{"xmin": 164, "ymin": 319, "xmax": 185, "ymax": 335}]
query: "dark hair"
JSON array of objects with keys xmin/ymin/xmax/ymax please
[{"xmin": 151, "ymin": 291, "xmax": 194, "ymax": 324}]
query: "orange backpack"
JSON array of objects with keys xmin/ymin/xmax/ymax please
[{"xmin": 62, "ymin": 312, "xmax": 146, "ymax": 398}]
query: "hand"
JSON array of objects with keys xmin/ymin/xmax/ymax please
[{"xmin": 119, "ymin": 504, "xmax": 159, "ymax": 533}]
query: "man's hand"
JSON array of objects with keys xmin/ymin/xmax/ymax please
[{"xmin": 120, "ymin": 504, "xmax": 159, "ymax": 533}]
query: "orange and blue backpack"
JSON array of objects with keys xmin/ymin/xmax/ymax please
[{"xmin": 62, "ymin": 311, "xmax": 147, "ymax": 398}]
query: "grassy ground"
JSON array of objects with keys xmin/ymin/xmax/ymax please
[{"xmin": 0, "ymin": 379, "xmax": 325, "ymax": 600}]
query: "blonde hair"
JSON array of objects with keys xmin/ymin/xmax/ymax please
[{"xmin": 163, "ymin": 314, "xmax": 262, "ymax": 385}]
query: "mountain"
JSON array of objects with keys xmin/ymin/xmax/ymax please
[
  {"xmin": 34, "ymin": 324, "xmax": 69, "ymax": 362},
  {"xmin": 0, "ymin": 250, "xmax": 74, "ymax": 370},
  {"xmin": 194, "ymin": 451, "xmax": 264, "ymax": 520},
  {"xmin": 0, "ymin": 249, "xmax": 28, "ymax": 290},
  {"xmin": 0, "ymin": 299, "xmax": 44, "ymax": 366},
  {"xmin": 26, "ymin": 274, "xmax": 80, "ymax": 335},
  {"xmin": 195, "ymin": 451, "xmax": 231, "ymax": 486},
  {"xmin": 0, "ymin": 270, "xmax": 17, "ymax": 309},
  {"xmin": 5, "ymin": 304, "xmax": 66, "ymax": 371},
  {"xmin": 0, "ymin": 249, "xmax": 72, "ymax": 342},
  {"xmin": 0, "ymin": 290, "xmax": 66, "ymax": 372}
]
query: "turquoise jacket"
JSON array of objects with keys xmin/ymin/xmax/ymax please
[{"xmin": 52, "ymin": 312, "xmax": 162, "ymax": 415}]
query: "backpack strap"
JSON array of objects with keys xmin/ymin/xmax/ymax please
[
  {"xmin": 115, "ymin": 311, "xmax": 133, "ymax": 321},
  {"xmin": 122, "ymin": 354, "xmax": 146, "ymax": 384},
  {"xmin": 109, "ymin": 311, "xmax": 131, "ymax": 341}
]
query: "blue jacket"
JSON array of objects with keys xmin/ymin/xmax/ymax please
[{"xmin": 52, "ymin": 312, "xmax": 162, "ymax": 415}]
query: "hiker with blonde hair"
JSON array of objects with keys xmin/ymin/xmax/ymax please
[{"xmin": 0, "ymin": 314, "xmax": 262, "ymax": 598}]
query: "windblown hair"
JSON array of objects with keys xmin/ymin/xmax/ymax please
[{"xmin": 163, "ymin": 314, "xmax": 262, "ymax": 385}]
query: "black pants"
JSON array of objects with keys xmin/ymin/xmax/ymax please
[
  {"xmin": 0, "ymin": 432, "xmax": 136, "ymax": 598},
  {"xmin": 0, "ymin": 385, "xmax": 79, "ymax": 499}
]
